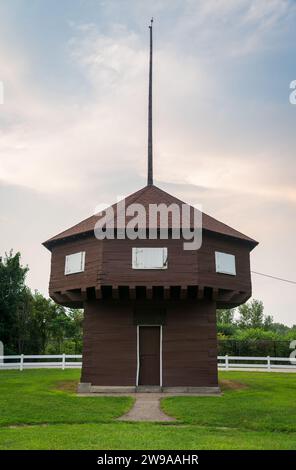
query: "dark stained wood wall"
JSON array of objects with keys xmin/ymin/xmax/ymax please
[
  {"xmin": 80, "ymin": 299, "xmax": 218, "ymax": 388},
  {"xmin": 49, "ymin": 237, "xmax": 102, "ymax": 293},
  {"xmin": 49, "ymin": 232, "xmax": 252, "ymax": 297},
  {"xmin": 163, "ymin": 299, "xmax": 218, "ymax": 387},
  {"xmin": 197, "ymin": 232, "xmax": 251, "ymax": 292},
  {"xmin": 101, "ymin": 237, "xmax": 198, "ymax": 286},
  {"xmin": 102, "ymin": 233, "xmax": 251, "ymax": 292},
  {"xmin": 81, "ymin": 300, "xmax": 137, "ymax": 386}
]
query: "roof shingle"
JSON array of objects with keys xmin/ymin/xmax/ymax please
[{"xmin": 43, "ymin": 185, "xmax": 258, "ymax": 249}]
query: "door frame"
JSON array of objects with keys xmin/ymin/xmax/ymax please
[{"xmin": 136, "ymin": 325, "xmax": 163, "ymax": 387}]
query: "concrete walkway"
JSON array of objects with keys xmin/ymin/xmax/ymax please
[{"xmin": 118, "ymin": 393, "xmax": 175, "ymax": 422}]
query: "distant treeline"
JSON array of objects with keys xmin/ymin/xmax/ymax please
[
  {"xmin": 0, "ymin": 251, "xmax": 82, "ymax": 355},
  {"xmin": 217, "ymin": 300, "xmax": 296, "ymax": 357}
]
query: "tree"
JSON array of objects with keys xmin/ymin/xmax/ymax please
[
  {"xmin": 28, "ymin": 291, "xmax": 57, "ymax": 354},
  {"xmin": 263, "ymin": 314, "xmax": 274, "ymax": 330},
  {"xmin": 64, "ymin": 309, "xmax": 83, "ymax": 353},
  {"xmin": 0, "ymin": 251, "xmax": 83, "ymax": 354},
  {"xmin": 235, "ymin": 328, "xmax": 279, "ymax": 341},
  {"xmin": 15, "ymin": 287, "xmax": 33, "ymax": 354},
  {"xmin": 0, "ymin": 251, "xmax": 29, "ymax": 354},
  {"xmin": 269, "ymin": 322, "xmax": 290, "ymax": 335},
  {"xmin": 45, "ymin": 305, "xmax": 83, "ymax": 354},
  {"xmin": 217, "ymin": 308, "xmax": 235, "ymax": 324},
  {"xmin": 217, "ymin": 322, "xmax": 237, "ymax": 337},
  {"xmin": 216, "ymin": 308, "xmax": 237, "ymax": 337},
  {"xmin": 237, "ymin": 299, "xmax": 270, "ymax": 329}
]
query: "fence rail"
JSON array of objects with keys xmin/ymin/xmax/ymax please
[
  {"xmin": 0, "ymin": 354, "xmax": 82, "ymax": 370},
  {"xmin": 0, "ymin": 355, "xmax": 296, "ymax": 371},
  {"xmin": 218, "ymin": 355, "xmax": 296, "ymax": 371}
]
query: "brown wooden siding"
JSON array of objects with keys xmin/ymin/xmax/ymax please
[
  {"xmin": 81, "ymin": 301, "xmax": 136, "ymax": 386},
  {"xmin": 101, "ymin": 238, "xmax": 198, "ymax": 286},
  {"xmin": 49, "ymin": 237, "xmax": 102, "ymax": 293},
  {"xmin": 101, "ymin": 234, "xmax": 251, "ymax": 292},
  {"xmin": 163, "ymin": 299, "xmax": 218, "ymax": 387},
  {"xmin": 48, "ymin": 232, "xmax": 252, "ymax": 307},
  {"xmin": 81, "ymin": 299, "xmax": 218, "ymax": 388},
  {"xmin": 197, "ymin": 232, "xmax": 251, "ymax": 292}
]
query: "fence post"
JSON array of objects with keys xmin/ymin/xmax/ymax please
[
  {"xmin": 62, "ymin": 353, "xmax": 66, "ymax": 370},
  {"xmin": 20, "ymin": 354, "xmax": 24, "ymax": 371},
  {"xmin": 0, "ymin": 341, "xmax": 3, "ymax": 368},
  {"xmin": 267, "ymin": 356, "xmax": 271, "ymax": 371},
  {"xmin": 225, "ymin": 355, "xmax": 229, "ymax": 371}
]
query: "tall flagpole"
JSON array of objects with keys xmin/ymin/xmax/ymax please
[{"xmin": 147, "ymin": 18, "xmax": 153, "ymax": 186}]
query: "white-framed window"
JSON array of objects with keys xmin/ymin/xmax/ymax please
[
  {"xmin": 132, "ymin": 247, "xmax": 168, "ymax": 270},
  {"xmin": 215, "ymin": 251, "xmax": 236, "ymax": 276},
  {"xmin": 64, "ymin": 252, "xmax": 85, "ymax": 275}
]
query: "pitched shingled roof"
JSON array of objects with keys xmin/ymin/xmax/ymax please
[{"xmin": 43, "ymin": 185, "xmax": 258, "ymax": 249}]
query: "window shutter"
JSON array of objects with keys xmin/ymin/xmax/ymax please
[
  {"xmin": 132, "ymin": 248, "xmax": 168, "ymax": 269},
  {"xmin": 215, "ymin": 252, "xmax": 236, "ymax": 276},
  {"xmin": 65, "ymin": 252, "xmax": 86, "ymax": 275}
]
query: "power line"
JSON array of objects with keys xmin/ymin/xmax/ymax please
[{"xmin": 251, "ymin": 271, "xmax": 296, "ymax": 285}]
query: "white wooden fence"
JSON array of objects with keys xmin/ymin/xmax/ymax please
[
  {"xmin": 218, "ymin": 355, "xmax": 296, "ymax": 371},
  {"xmin": 0, "ymin": 355, "xmax": 82, "ymax": 370},
  {"xmin": 0, "ymin": 355, "xmax": 296, "ymax": 371}
]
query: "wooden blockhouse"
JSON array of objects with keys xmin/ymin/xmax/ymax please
[{"xmin": 43, "ymin": 21, "xmax": 257, "ymax": 393}]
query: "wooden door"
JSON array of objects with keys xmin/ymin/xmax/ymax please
[{"xmin": 139, "ymin": 326, "xmax": 160, "ymax": 386}]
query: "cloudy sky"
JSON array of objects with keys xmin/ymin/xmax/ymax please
[{"xmin": 0, "ymin": 0, "xmax": 296, "ymax": 325}]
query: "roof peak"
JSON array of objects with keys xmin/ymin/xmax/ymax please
[{"xmin": 43, "ymin": 184, "xmax": 258, "ymax": 249}]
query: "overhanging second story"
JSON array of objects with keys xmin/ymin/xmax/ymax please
[{"xmin": 43, "ymin": 185, "xmax": 258, "ymax": 308}]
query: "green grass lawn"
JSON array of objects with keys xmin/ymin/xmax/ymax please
[{"xmin": 0, "ymin": 369, "xmax": 295, "ymax": 450}]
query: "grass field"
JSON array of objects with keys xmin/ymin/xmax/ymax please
[{"xmin": 0, "ymin": 369, "xmax": 295, "ymax": 450}]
